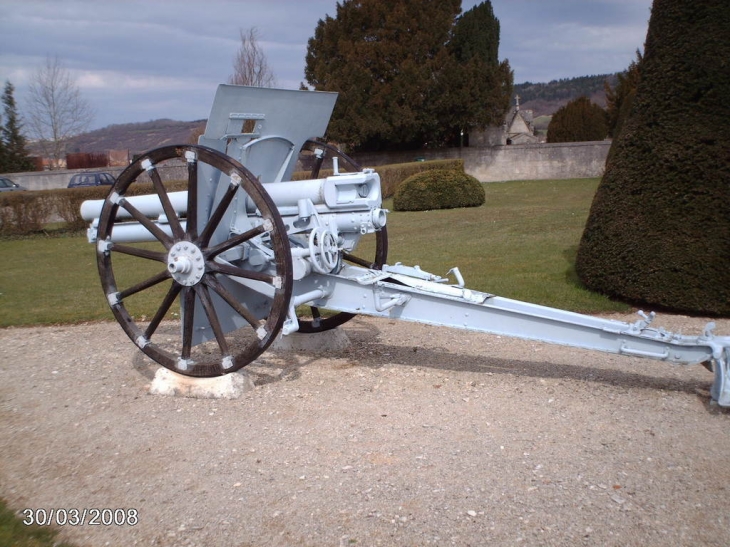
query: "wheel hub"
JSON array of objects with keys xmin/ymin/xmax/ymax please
[{"xmin": 167, "ymin": 241, "xmax": 205, "ymax": 286}]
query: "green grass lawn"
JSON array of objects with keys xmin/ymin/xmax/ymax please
[
  {"xmin": 0, "ymin": 233, "xmax": 171, "ymax": 327},
  {"xmin": 383, "ymin": 177, "xmax": 629, "ymax": 313},
  {"xmin": 0, "ymin": 498, "xmax": 75, "ymax": 547},
  {"xmin": 0, "ymin": 177, "xmax": 629, "ymax": 329}
]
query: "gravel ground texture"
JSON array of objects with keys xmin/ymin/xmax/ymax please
[{"xmin": 1, "ymin": 313, "xmax": 730, "ymax": 547}]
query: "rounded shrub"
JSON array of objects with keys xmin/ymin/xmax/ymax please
[{"xmin": 393, "ymin": 169, "xmax": 485, "ymax": 212}]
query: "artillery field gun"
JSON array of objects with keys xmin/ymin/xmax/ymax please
[{"xmin": 80, "ymin": 85, "xmax": 730, "ymax": 406}]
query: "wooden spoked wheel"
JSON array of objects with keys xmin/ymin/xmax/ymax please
[{"xmin": 95, "ymin": 145, "xmax": 292, "ymax": 377}]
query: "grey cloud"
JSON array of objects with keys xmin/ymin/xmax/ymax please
[{"xmin": 1, "ymin": 0, "xmax": 652, "ymax": 129}]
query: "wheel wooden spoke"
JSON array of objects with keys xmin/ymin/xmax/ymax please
[
  {"xmin": 207, "ymin": 261, "xmax": 275, "ymax": 284},
  {"xmin": 181, "ymin": 287, "xmax": 196, "ymax": 360},
  {"xmin": 204, "ymin": 275, "xmax": 259, "ymax": 329},
  {"xmin": 118, "ymin": 269, "xmax": 171, "ymax": 301},
  {"xmin": 310, "ymin": 154, "xmax": 324, "ymax": 178},
  {"xmin": 205, "ymin": 224, "xmax": 266, "ymax": 260},
  {"xmin": 111, "ymin": 243, "xmax": 167, "ymax": 262},
  {"xmin": 303, "ymin": 139, "xmax": 361, "ymax": 176},
  {"xmin": 119, "ymin": 199, "xmax": 173, "ymax": 247},
  {"xmin": 144, "ymin": 282, "xmax": 182, "ymax": 339},
  {"xmin": 342, "ymin": 252, "xmax": 374, "ymax": 268},
  {"xmin": 197, "ymin": 182, "xmax": 239, "ymax": 247},
  {"xmin": 197, "ymin": 284, "xmax": 230, "ymax": 357},
  {"xmin": 186, "ymin": 159, "xmax": 198, "ymax": 240},
  {"xmin": 308, "ymin": 306, "xmax": 323, "ymax": 329},
  {"xmin": 149, "ymin": 165, "xmax": 185, "ymax": 239},
  {"xmin": 97, "ymin": 144, "xmax": 292, "ymax": 377}
]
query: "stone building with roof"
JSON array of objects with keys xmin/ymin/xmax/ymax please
[{"xmin": 470, "ymin": 95, "xmax": 540, "ymax": 147}]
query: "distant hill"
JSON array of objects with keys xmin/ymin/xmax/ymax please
[
  {"xmin": 62, "ymin": 119, "xmax": 206, "ymax": 155},
  {"xmin": 46, "ymin": 75, "xmax": 618, "ymax": 156},
  {"xmin": 514, "ymin": 74, "xmax": 618, "ymax": 116}
]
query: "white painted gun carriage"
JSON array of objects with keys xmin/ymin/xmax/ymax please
[{"xmin": 81, "ymin": 85, "xmax": 730, "ymax": 406}]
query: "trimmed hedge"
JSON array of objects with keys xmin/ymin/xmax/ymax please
[
  {"xmin": 0, "ymin": 191, "xmax": 56, "ymax": 235},
  {"xmin": 376, "ymin": 159, "xmax": 464, "ymax": 198},
  {"xmin": 292, "ymin": 158, "xmax": 464, "ymax": 198},
  {"xmin": 0, "ymin": 180, "xmax": 189, "ymax": 236},
  {"xmin": 393, "ymin": 169, "xmax": 485, "ymax": 212}
]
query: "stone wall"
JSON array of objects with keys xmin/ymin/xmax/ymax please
[
  {"xmin": 2, "ymin": 141, "xmax": 611, "ymax": 190},
  {"xmin": 353, "ymin": 140, "xmax": 611, "ymax": 183},
  {"xmin": 467, "ymin": 141, "xmax": 610, "ymax": 182}
]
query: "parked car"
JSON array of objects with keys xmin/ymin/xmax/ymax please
[
  {"xmin": 0, "ymin": 176, "xmax": 27, "ymax": 192},
  {"xmin": 68, "ymin": 172, "xmax": 116, "ymax": 188}
]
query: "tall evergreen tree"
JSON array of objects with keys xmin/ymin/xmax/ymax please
[
  {"xmin": 0, "ymin": 110, "xmax": 6, "ymax": 172},
  {"xmin": 438, "ymin": 2, "xmax": 513, "ymax": 146},
  {"xmin": 1, "ymin": 81, "xmax": 33, "ymax": 173},
  {"xmin": 304, "ymin": 0, "xmax": 511, "ymax": 151},
  {"xmin": 450, "ymin": 1, "xmax": 500, "ymax": 65},
  {"xmin": 576, "ymin": 0, "xmax": 730, "ymax": 315},
  {"xmin": 546, "ymin": 96, "xmax": 608, "ymax": 143}
]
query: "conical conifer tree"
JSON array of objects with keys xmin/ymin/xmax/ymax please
[
  {"xmin": 1, "ymin": 81, "xmax": 33, "ymax": 173},
  {"xmin": 576, "ymin": 0, "xmax": 730, "ymax": 315}
]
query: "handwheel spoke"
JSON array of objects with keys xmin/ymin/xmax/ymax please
[
  {"xmin": 197, "ymin": 284, "xmax": 230, "ymax": 357},
  {"xmin": 187, "ymin": 158, "xmax": 198, "ymax": 240},
  {"xmin": 119, "ymin": 269, "xmax": 171, "ymax": 301},
  {"xmin": 145, "ymin": 282, "xmax": 182, "ymax": 339},
  {"xmin": 207, "ymin": 261, "xmax": 275, "ymax": 285},
  {"xmin": 198, "ymin": 182, "xmax": 239, "ymax": 247},
  {"xmin": 149, "ymin": 165, "xmax": 185, "ymax": 239},
  {"xmin": 204, "ymin": 275, "xmax": 259, "ymax": 329},
  {"xmin": 206, "ymin": 224, "xmax": 266, "ymax": 259},
  {"xmin": 119, "ymin": 199, "xmax": 174, "ymax": 247},
  {"xmin": 181, "ymin": 287, "xmax": 196, "ymax": 359},
  {"xmin": 111, "ymin": 243, "xmax": 167, "ymax": 262}
]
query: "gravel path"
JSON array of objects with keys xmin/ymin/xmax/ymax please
[{"xmin": 1, "ymin": 314, "xmax": 730, "ymax": 547}]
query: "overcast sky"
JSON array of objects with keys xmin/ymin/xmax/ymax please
[{"xmin": 0, "ymin": 0, "xmax": 653, "ymax": 130}]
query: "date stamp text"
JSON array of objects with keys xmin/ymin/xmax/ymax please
[{"xmin": 21, "ymin": 508, "xmax": 138, "ymax": 526}]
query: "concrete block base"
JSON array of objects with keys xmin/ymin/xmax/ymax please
[
  {"xmin": 270, "ymin": 328, "xmax": 350, "ymax": 353},
  {"xmin": 149, "ymin": 368, "xmax": 255, "ymax": 399}
]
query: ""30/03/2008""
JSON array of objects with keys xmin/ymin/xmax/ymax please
[{"xmin": 21, "ymin": 508, "xmax": 138, "ymax": 526}]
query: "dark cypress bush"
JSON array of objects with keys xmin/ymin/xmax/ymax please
[
  {"xmin": 576, "ymin": 0, "xmax": 730, "ymax": 315},
  {"xmin": 393, "ymin": 169, "xmax": 485, "ymax": 211},
  {"xmin": 546, "ymin": 96, "xmax": 608, "ymax": 143}
]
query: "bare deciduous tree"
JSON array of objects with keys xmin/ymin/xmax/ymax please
[
  {"xmin": 229, "ymin": 27, "xmax": 276, "ymax": 88},
  {"xmin": 26, "ymin": 56, "xmax": 95, "ymax": 169}
]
